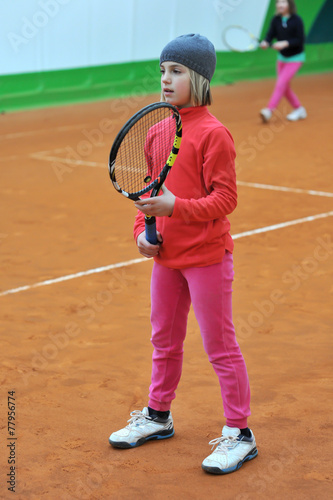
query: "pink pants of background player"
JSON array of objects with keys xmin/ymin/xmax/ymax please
[{"xmin": 268, "ymin": 61, "xmax": 303, "ymax": 110}]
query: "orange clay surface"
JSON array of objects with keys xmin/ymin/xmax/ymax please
[{"xmin": 0, "ymin": 73, "xmax": 332, "ymax": 500}]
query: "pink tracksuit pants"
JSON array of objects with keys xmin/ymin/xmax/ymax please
[
  {"xmin": 148, "ymin": 252, "xmax": 251, "ymax": 429},
  {"xmin": 268, "ymin": 61, "xmax": 303, "ymax": 110}
]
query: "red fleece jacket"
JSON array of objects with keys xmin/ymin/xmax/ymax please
[{"xmin": 133, "ymin": 105, "xmax": 237, "ymax": 269}]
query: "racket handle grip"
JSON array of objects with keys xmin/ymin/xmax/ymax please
[{"xmin": 145, "ymin": 216, "xmax": 158, "ymax": 245}]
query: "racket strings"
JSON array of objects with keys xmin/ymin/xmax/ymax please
[
  {"xmin": 113, "ymin": 108, "xmax": 176, "ymax": 196},
  {"xmin": 223, "ymin": 26, "xmax": 258, "ymax": 52}
]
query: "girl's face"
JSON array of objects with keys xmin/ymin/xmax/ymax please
[
  {"xmin": 160, "ymin": 61, "xmax": 192, "ymax": 108},
  {"xmin": 276, "ymin": 0, "xmax": 290, "ymax": 16}
]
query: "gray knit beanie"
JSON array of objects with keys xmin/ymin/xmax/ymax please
[{"xmin": 159, "ymin": 33, "xmax": 216, "ymax": 82}]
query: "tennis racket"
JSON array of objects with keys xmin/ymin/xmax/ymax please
[
  {"xmin": 108, "ymin": 102, "xmax": 182, "ymax": 245},
  {"xmin": 222, "ymin": 25, "xmax": 261, "ymax": 52}
]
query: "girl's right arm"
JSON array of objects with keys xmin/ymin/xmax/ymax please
[
  {"xmin": 261, "ymin": 16, "xmax": 276, "ymax": 47},
  {"xmin": 287, "ymin": 16, "xmax": 305, "ymax": 49}
]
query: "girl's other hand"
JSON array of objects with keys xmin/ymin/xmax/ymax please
[
  {"xmin": 260, "ymin": 40, "xmax": 269, "ymax": 49},
  {"xmin": 272, "ymin": 40, "xmax": 289, "ymax": 50},
  {"xmin": 136, "ymin": 231, "xmax": 163, "ymax": 258},
  {"xmin": 134, "ymin": 185, "xmax": 175, "ymax": 217}
]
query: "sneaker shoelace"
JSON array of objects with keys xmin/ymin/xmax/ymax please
[
  {"xmin": 126, "ymin": 410, "xmax": 152, "ymax": 428},
  {"xmin": 208, "ymin": 435, "xmax": 239, "ymax": 453}
]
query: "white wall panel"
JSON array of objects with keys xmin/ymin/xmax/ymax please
[{"xmin": 0, "ymin": 0, "xmax": 270, "ymax": 75}]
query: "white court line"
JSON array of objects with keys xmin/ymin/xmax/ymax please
[
  {"xmin": 0, "ymin": 155, "xmax": 26, "ymax": 162},
  {"xmin": 0, "ymin": 258, "xmax": 146, "ymax": 297},
  {"xmin": 232, "ymin": 211, "xmax": 333, "ymax": 239},
  {"xmin": 1, "ymin": 210, "xmax": 332, "ymax": 298},
  {"xmin": 237, "ymin": 181, "xmax": 333, "ymax": 198},
  {"xmin": 0, "ymin": 123, "xmax": 93, "ymax": 140},
  {"xmin": 23, "ymin": 150, "xmax": 333, "ymax": 196},
  {"xmin": 30, "ymin": 153, "xmax": 105, "ymax": 168}
]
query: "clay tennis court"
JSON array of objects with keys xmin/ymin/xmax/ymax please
[{"xmin": 1, "ymin": 73, "xmax": 332, "ymax": 499}]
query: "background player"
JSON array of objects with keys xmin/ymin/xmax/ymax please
[{"xmin": 260, "ymin": 0, "xmax": 306, "ymax": 122}]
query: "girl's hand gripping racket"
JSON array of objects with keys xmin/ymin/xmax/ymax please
[{"xmin": 108, "ymin": 102, "xmax": 182, "ymax": 245}]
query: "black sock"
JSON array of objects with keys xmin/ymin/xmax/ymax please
[
  {"xmin": 240, "ymin": 427, "xmax": 251, "ymax": 438},
  {"xmin": 148, "ymin": 406, "xmax": 170, "ymax": 420}
]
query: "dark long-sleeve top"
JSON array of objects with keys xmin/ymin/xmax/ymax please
[{"xmin": 264, "ymin": 14, "xmax": 305, "ymax": 57}]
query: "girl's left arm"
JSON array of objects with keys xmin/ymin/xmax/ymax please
[
  {"xmin": 171, "ymin": 127, "xmax": 237, "ymax": 222},
  {"xmin": 287, "ymin": 16, "xmax": 305, "ymax": 48}
]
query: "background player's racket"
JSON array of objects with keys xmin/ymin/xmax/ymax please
[
  {"xmin": 222, "ymin": 25, "xmax": 262, "ymax": 52},
  {"xmin": 108, "ymin": 102, "xmax": 182, "ymax": 245}
]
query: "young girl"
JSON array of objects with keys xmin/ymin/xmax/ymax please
[
  {"xmin": 260, "ymin": 0, "xmax": 306, "ymax": 122},
  {"xmin": 109, "ymin": 33, "xmax": 258, "ymax": 475}
]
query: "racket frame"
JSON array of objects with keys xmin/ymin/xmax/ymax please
[
  {"xmin": 222, "ymin": 25, "xmax": 260, "ymax": 53},
  {"xmin": 108, "ymin": 102, "xmax": 182, "ymax": 245},
  {"xmin": 108, "ymin": 102, "xmax": 182, "ymax": 201}
]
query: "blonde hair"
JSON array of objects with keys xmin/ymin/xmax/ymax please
[
  {"xmin": 188, "ymin": 68, "xmax": 212, "ymax": 106},
  {"xmin": 160, "ymin": 67, "xmax": 212, "ymax": 106}
]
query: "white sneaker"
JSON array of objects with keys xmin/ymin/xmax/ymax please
[
  {"xmin": 109, "ymin": 407, "xmax": 174, "ymax": 448},
  {"xmin": 287, "ymin": 106, "xmax": 307, "ymax": 121},
  {"xmin": 202, "ymin": 425, "xmax": 258, "ymax": 474},
  {"xmin": 260, "ymin": 108, "xmax": 272, "ymax": 123}
]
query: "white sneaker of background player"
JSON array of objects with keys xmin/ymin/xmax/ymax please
[
  {"xmin": 287, "ymin": 106, "xmax": 307, "ymax": 121},
  {"xmin": 260, "ymin": 108, "xmax": 272, "ymax": 123}
]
